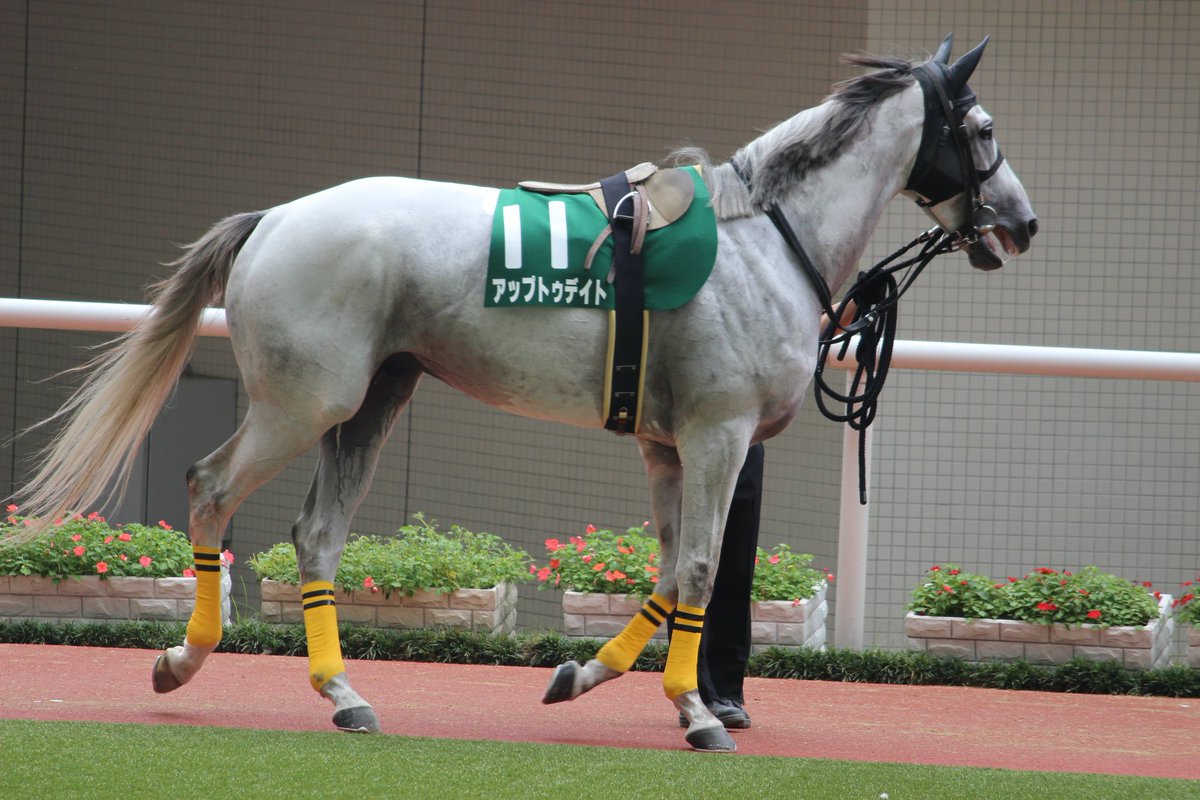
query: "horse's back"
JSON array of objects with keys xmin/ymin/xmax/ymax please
[{"xmin": 223, "ymin": 176, "xmax": 612, "ymax": 427}]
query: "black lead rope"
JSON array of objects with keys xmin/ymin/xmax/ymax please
[
  {"xmin": 812, "ymin": 229, "xmax": 955, "ymax": 504},
  {"xmin": 731, "ymin": 156, "xmax": 958, "ymax": 504}
]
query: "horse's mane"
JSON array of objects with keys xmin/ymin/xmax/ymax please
[{"xmin": 672, "ymin": 54, "xmax": 917, "ymax": 219}]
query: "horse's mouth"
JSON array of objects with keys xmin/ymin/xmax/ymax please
[{"xmin": 967, "ymin": 225, "xmax": 1022, "ymax": 271}]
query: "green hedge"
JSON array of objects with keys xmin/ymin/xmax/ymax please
[{"xmin": 1, "ymin": 618, "xmax": 1195, "ymax": 698}]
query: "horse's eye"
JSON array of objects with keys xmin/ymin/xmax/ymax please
[{"xmin": 979, "ymin": 126, "xmax": 994, "ymax": 141}]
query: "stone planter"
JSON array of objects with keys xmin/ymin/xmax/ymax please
[
  {"xmin": 562, "ymin": 582, "xmax": 828, "ymax": 652},
  {"xmin": 258, "ymin": 578, "xmax": 519, "ymax": 635},
  {"xmin": 0, "ymin": 568, "xmax": 232, "ymax": 625},
  {"xmin": 1183, "ymin": 624, "xmax": 1200, "ymax": 668},
  {"xmin": 905, "ymin": 593, "xmax": 1175, "ymax": 671}
]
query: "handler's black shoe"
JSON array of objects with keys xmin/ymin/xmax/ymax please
[{"xmin": 677, "ymin": 699, "xmax": 751, "ymax": 729}]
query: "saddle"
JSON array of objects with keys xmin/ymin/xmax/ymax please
[{"xmin": 519, "ymin": 162, "xmax": 696, "ymax": 232}]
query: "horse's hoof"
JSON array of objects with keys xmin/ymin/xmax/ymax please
[
  {"xmin": 685, "ymin": 724, "xmax": 737, "ymax": 753},
  {"xmin": 541, "ymin": 660, "xmax": 580, "ymax": 704},
  {"xmin": 333, "ymin": 705, "xmax": 380, "ymax": 733},
  {"xmin": 151, "ymin": 652, "xmax": 183, "ymax": 694}
]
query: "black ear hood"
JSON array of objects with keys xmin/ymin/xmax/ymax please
[{"xmin": 905, "ymin": 35, "xmax": 990, "ymax": 206}]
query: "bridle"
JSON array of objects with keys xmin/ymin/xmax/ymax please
[
  {"xmin": 732, "ymin": 56, "xmax": 1003, "ymax": 503},
  {"xmin": 907, "ymin": 61, "xmax": 1006, "ymax": 248}
]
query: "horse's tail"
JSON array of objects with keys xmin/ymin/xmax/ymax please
[{"xmin": 10, "ymin": 211, "xmax": 266, "ymax": 539}]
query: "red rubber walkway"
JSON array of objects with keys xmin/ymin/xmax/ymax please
[{"xmin": 1, "ymin": 644, "xmax": 1196, "ymax": 780}]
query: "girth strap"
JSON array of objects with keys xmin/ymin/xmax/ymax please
[{"xmin": 599, "ymin": 171, "xmax": 648, "ymax": 434}]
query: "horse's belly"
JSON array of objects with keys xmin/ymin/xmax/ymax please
[{"xmin": 412, "ymin": 307, "xmax": 611, "ymax": 430}]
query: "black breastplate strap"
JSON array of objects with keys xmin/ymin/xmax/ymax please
[{"xmin": 599, "ymin": 171, "xmax": 648, "ymax": 434}]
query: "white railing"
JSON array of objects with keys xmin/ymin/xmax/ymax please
[{"xmin": 6, "ymin": 296, "xmax": 1200, "ymax": 648}]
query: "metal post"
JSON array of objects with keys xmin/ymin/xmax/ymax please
[{"xmin": 833, "ymin": 369, "xmax": 872, "ymax": 651}]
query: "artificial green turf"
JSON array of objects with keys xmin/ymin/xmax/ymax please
[{"xmin": 1, "ymin": 719, "xmax": 1195, "ymax": 800}]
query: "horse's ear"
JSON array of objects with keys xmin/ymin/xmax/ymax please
[
  {"xmin": 946, "ymin": 35, "xmax": 990, "ymax": 91},
  {"xmin": 932, "ymin": 33, "xmax": 954, "ymax": 65}
]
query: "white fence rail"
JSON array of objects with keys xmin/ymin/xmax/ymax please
[{"xmin": 6, "ymin": 296, "xmax": 1200, "ymax": 648}]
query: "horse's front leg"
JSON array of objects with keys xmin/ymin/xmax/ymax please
[
  {"xmin": 663, "ymin": 428, "xmax": 750, "ymax": 752},
  {"xmin": 541, "ymin": 440, "xmax": 683, "ymax": 705}
]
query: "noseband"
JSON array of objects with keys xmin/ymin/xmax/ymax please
[{"xmin": 906, "ymin": 63, "xmax": 1006, "ymax": 246}]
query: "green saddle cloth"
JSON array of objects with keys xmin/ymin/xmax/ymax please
[{"xmin": 486, "ymin": 166, "xmax": 717, "ymax": 310}]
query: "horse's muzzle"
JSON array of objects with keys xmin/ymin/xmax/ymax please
[{"xmin": 967, "ymin": 215, "xmax": 1038, "ymax": 270}]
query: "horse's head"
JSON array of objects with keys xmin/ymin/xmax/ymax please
[{"xmin": 903, "ymin": 34, "xmax": 1039, "ymax": 270}]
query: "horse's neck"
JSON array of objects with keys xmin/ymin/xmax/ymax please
[{"xmin": 770, "ymin": 90, "xmax": 923, "ymax": 296}]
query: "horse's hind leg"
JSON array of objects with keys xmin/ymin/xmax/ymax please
[
  {"xmin": 291, "ymin": 357, "xmax": 422, "ymax": 733},
  {"xmin": 542, "ymin": 440, "xmax": 683, "ymax": 704},
  {"xmin": 153, "ymin": 400, "xmax": 336, "ymax": 695}
]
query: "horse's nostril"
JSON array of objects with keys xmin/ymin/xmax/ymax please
[{"xmin": 1027, "ymin": 217, "xmax": 1040, "ymax": 238}]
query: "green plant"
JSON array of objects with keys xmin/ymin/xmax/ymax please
[
  {"xmin": 246, "ymin": 513, "xmax": 533, "ymax": 596},
  {"xmin": 534, "ymin": 523, "xmax": 828, "ymax": 603},
  {"xmin": 534, "ymin": 523, "xmax": 661, "ymax": 595},
  {"xmin": 909, "ymin": 563, "xmax": 1161, "ymax": 627},
  {"xmin": 908, "ymin": 564, "xmax": 1005, "ymax": 619},
  {"xmin": 750, "ymin": 544, "xmax": 831, "ymax": 602},
  {"xmin": 1172, "ymin": 575, "xmax": 1198, "ymax": 625},
  {"xmin": 0, "ymin": 506, "xmax": 200, "ymax": 580}
]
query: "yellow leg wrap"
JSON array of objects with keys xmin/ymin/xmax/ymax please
[
  {"xmin": 662, "ymin": 603, "xmax": 705, "ymax": 700},
  {"xmin": 595, "ymin": 593, "xmax": 677, "ymax": 674},
  {"xmin": 302, "ymin": 580, "xmax": 346, "ymax": 691},
  {"xmin": 184, "ymin": 546, "xmax": 223, "ymax": 649}
]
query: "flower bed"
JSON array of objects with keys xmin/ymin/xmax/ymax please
[
  {"xmin": 0, "ymin": 509, "xmax": 231, "ymax": 624},
  {"xmin": 259, "ymin": 577, "xmax": 518, "ymax": 634},
  {"xmin": 248, "ymin": 514, "xmax": 530, "ymax": 635},
  {"xmin": 563, "ymin": 581, "xmax": 827, "ymax": 651},
  {"xmin": 1173, "ymin": 576, "xmax": 1198, "ymax": 667},
  {"xmin": 545, "ymin": 524, "xmax": 831, "ymax": 650},
  {"xmin": 904, "ymin": 593, "xmax": 1175, "ymax": 671},
  {"xmin": 906, "ymin": 564, "xmax": 1173, "ymax": 671}
]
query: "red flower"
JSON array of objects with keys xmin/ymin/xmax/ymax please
[
  {"xmin": 948, "ymin": 569, "xmax": 960, "ymax": 576},
  {"xmin": 768, "ymin": 554, "xmax": 781, "ymax": 565},
  {"xmin": 592, "ymin": 562, "xmax": 606, "ymax": 572},
  {"xmin": 95, "ymin": 561, "xmax": 109, "ymax": 574},
  {"xmin": 119, "ymin": 554, "xmax": 128, "ymax": 561},
  {"xmin": 183, "ymin": 568, "xmax": 195, "ymax": 578},
  {"xmin": 581, "ymin": 554, "xmax": 592, "ymax": 563},
  {"xmin": 71, "ymin": 534, "xmax": 82, "ymax": 542},
  {"xmin": 103, "ymin": 535, "xmax": 113, "ymax": 544},
  {"xmin": 537, "ymin": 567, "xmax": 552, "ymax": 582},
  {"xmin": 1034, "ymin": 567, "xmax": 1057, "ymax": 575},
  {"xmin": 930, "ymin": 565, "xmax": 941, "ymax": 572},
  {"xmin": 158, "ymin": 520, "xmax": 172, "ymax": 530},
  {"xmin": 825, "ymin": 572, "xmax": 835, "ymax": 583},
  {"xmin": 544, "ymin": 538, "xmax": 561, "ymax": 551},
  {"xmin": 72, "ymin": 545, "xmax": 85, "ymax": 557},
  {"xmin": 139, "ymin": 556, "xmax": 152, "ymax": 568},
  {"xmin": 5, "ymin": 504, "xmax": 16, "ymax": 513},
  {"xmin": 222, "ymin": 549, "xmax": 235, "ymax": 566},
  {"xmin": 1087, "ymin": 610, "xmax": 1102, "ymax": 620},
  {"xmin": 363, "ymin": 576, "xmax": 377, "ymax": 592},
  {"xmin": 1036, "ymin": 601, "xmax": 1058, "ymax": 612},
  {"xmin": 585, "ymin": 524, "xmax": 597, "ymax": 534},
  {"xmin": 117, "ymin": 532, "xmax": 132, "ymax": 542},
  {"xmin": 549, "ymin": 558, "xmax": 560, "ymax": 569}
]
